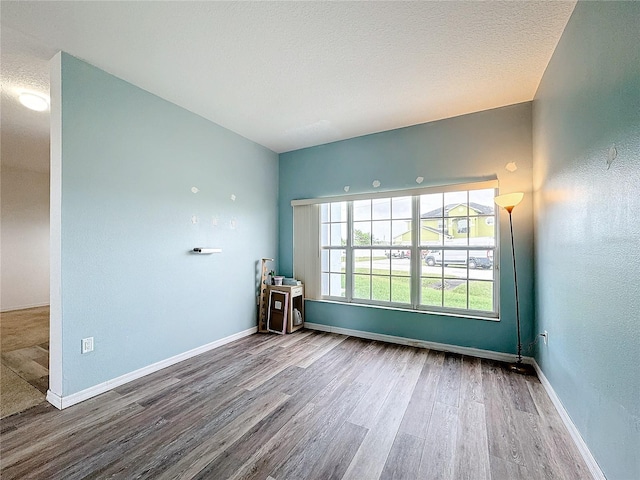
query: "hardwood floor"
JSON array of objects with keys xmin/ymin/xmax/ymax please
[{"xmin": 0, "ymin": 330, "xmax": 591, "ymax": 479}]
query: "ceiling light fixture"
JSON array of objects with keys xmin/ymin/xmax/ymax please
[{"xmin": 18, "ymin": 92, "xmax": 49, "ymax": 112}]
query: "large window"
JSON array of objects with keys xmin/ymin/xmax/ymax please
[
  {"xmin": 419, "ymin": 188, "xmax": 497, "ymax": 314},
  {"xmin": 319, "ymin": 184, "xmax": 498, "ymax": 317}
]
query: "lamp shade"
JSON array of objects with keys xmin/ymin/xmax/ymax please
[{"xmin": 494, "ymin": 192, "xmax": 524, "ymax": 210}]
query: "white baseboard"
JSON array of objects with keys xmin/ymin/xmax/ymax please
[
  {"xmin": 46, "ymin": 390, "xmax": 63, "ymax": 409},
  {"xmin": 531, "ymin": 361, "xmax": 606, "ymax": 480},
  {"xmin": 304, "ymin": 322, "xmax": 522, "ymax": 363},
  {"xmin": 1, "ymin": 302, "xmax": 49, "ymax": 313},
  {"xmin": 46, "ymin": 326, "xmax": 257, "ymax": 410}
]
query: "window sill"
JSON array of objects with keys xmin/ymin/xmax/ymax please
[{"xmin": 308, "ymin": 298, "xmax": 500, "ymax": 322}]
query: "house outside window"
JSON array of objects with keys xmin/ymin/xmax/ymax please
[{"xmin": 318, "ymin": 183, "xmax": 498, "ymax": 317}]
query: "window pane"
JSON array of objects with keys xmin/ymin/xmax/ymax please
[
  {"xmin": 372, "ymin": 275, "xmax": 390, "ymax": 302},
  {"xmin": 330, "ymin": 202, "xmax": 346, "ymax": 222},
  {"xmin": 392, "ymin": 220, "xmax": 412, "ymax": 245},
  {"xmin": 444, "ymin": 280, "xmax": 468, "ymax": 309},
  {"xmin": 329, "ymin": 249, "xmax": 346, "ymax": 273},
  {"xmin": 457, "ymin": 218, "xmax": 468, "ymax": 233},
  {"xmin": 321, "ymin": 272, "xmax": 329, "ymax": 296},
  {"xmin": 374, "ymin": 253, "xmax": 390, "ymax": 275},
  {"xmin": 321, "ymin": 223, "xmax": 329, "ymax": 246},
  {"xmin": 421, "ymin": 222, "xmax": 444, "ymax": 246},
  {"xmin": 422, "ymin": 254, "xmax": 443, "ymax": 277},
  {"xmin": 469, "ymin": 189, "xmax": 495, "ymax": 216},
  {"xmin": 444, "ymin": 263, "xmax": 468, "ymax": 279},
  {"xmin": 469, "ymin": 249, "xmax": 494, "ymax": 274},
  {"xmin": 444, "ymin": 191, "xmax": 468, "ymax": 245},
  {"xmin": 353, "ymin": 274, "xmax": 371, "ymax": 299},
  {"xmin": 470, "ymin": 217, "xmax": 495, "ymax": 246},
  {"xmin": 469, "ymin": 281, "xmax": 493, "ymax": 311},
  {"xmin": 372, "ymin": 221, "xmax": 391, "ymax": 245},
  {"xmin": 321, "ymin": 204, "xmax": 329, "ymax": 223},
  {"xmin": 387, "ymin": 248, "xmax": 410, "ymax": 261},
  {"xmin": 421, "ymin": 277, "xmax": 443, "ymax": 307},
  {"xmin": 442, "ymin": 250, "xmax": 468, "ymax": 278},
  {"xmin": 392, "ymin": 196, "xmax": 411, "ymax": 219},
  {"xmin": 424, "ymin": 249, "xmax": 442, "ymax": 267},
  {"xmin": 391, "ymin": 276, "xmax": 410, "ymax": 303},
  {"xmin": 330, "ymin": 223, "xmax": 346, "ymax": 246},
  {"xmin": 444, "ymin": 191, "xmax": 468, "ymax": 215},
  {"xmin": 330, "ymin": 273, "xmax": 345, "ymax": 297},
  {"xmin": 353, "ymin": 221, "xmax": 372, "ymax": 246},
  {"xmin": 372, "ymin": 198, "xmax": 391, "ymax": 220},
  {"xmin": 354, "ymin": 249, "xmax": 371, "ymax": 274},
  {"xmin": 391, "ymin": 255, "xmax": 411, "ymax": 276},
  {"xmin": 321, "ymin": 249, "xmax": 329, "ymax": 272},
  {"xmin": 444, "ymin": 227, "xmax": 469, "ymax": 246},
  {"xmin": 420, "ymin": 193, "xmax": 443, "ymax": 218},
  {"xmin": 353, "ymin": 200, "xmax": 371, "ymax": 221},
  {"xmin": 420, "ymin": 193, "xmax": 444, "ymax": 246}
]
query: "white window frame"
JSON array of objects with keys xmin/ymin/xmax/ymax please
[{"xmin": 292, "ymin": 179, "xmax": 500, "ymax": 319}]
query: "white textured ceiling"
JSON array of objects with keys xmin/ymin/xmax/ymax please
[
  {"xmin": 1, "ymin": 26, "xmax": 56, "ymax": 172},
  {"xmin": 1, "ymin": 1, "xmax": 576, "ymax": 172}
]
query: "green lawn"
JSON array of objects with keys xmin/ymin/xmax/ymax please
[
  {"xmin": 352, "ymin": 267, "xmax": 493, "ymax": 312},
  {"xmin": 421, "ymin": 278, "xmax": 493, "ymax": 311}
]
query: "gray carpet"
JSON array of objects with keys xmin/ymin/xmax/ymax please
[{"xmin": 1, "ymin": 363, "xmax": 45, "ymax": 418}]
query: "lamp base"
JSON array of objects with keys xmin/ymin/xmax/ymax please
[{"xmin": 508, "ymin": 362, "xmax": 536, "ymax": 376}]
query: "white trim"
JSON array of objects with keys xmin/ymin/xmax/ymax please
[
  {"xmin": 46, "ymin": 390, "xmax": 63, "ymax": 409},
  {"xmin": 291, "ymin": 178, "xmax": 498, "ymax": 206},
  {"xmin": 308, "ymin": 299, "xmax": 499, "ymax": 322},
  {"xmin": 46, "ymin": 326, "xmax": 257, "ymax": 410},
  {"xmin": 1, "ymin": 302, "xmax": 50, "ymax": 313},
  {"xmin": 49, "ymin": 52, "xmax": 63, "ymax": 399},
  {"xmin": 531, "ymin": 361, "xmax": 606, "ymax": 480},
  {"xmin": 304, "ymin": 322, "xmax": 520, "ymax": 363}
]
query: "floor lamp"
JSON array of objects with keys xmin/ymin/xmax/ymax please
[{"xmin": 495, "ymin": 192, "xmax": 533, "ymax": 375}]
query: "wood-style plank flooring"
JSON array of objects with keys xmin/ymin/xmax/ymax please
[{"xmin": 0, "ymin": 330, "xmax": 591, "ymax": 479}]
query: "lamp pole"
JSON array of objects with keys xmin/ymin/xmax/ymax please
[
  {"xmin": 494, "ymin": 192, "xmax": 532, "ymax": 375},
  {"xmin": 505, "ymin": 206, "xmax": 522, "ymax": 365}
]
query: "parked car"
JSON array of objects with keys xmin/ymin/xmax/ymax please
[
  {"xmin": 384, "ymin": 249, "xmax": 411, "ymax": 259},
  {"xmin": 424, "ymin": 249, "xmax": 493, "ymax": 269}
]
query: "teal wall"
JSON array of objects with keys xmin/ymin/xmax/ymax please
[
  {"xmin": 59, "ymin": 54, "xmax": 278, "ymax": 395},
  {"xmin": 533, "ymin": 2, "xmax": 640, "ymax": 479},
  {"xmin": 279, "ymin": 103, "xmax": 534, "ymax": 353}
]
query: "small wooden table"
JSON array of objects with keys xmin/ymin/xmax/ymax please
[{"xmin": 267, "ymin": 284, "xmax": 304, "ymax": 333}]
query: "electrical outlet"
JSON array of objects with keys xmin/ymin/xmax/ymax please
[
  {"xmin": 541, "ymin": 331, "xmax": 548, "ymax": 345},
  {"xmin": 81, "ymin": 337, "xmax": 94, "ymax": 354}
]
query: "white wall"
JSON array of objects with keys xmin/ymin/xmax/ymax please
[{"xmin": 1, "ymin": 165, "xmax": 50, "ymax": 311}]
